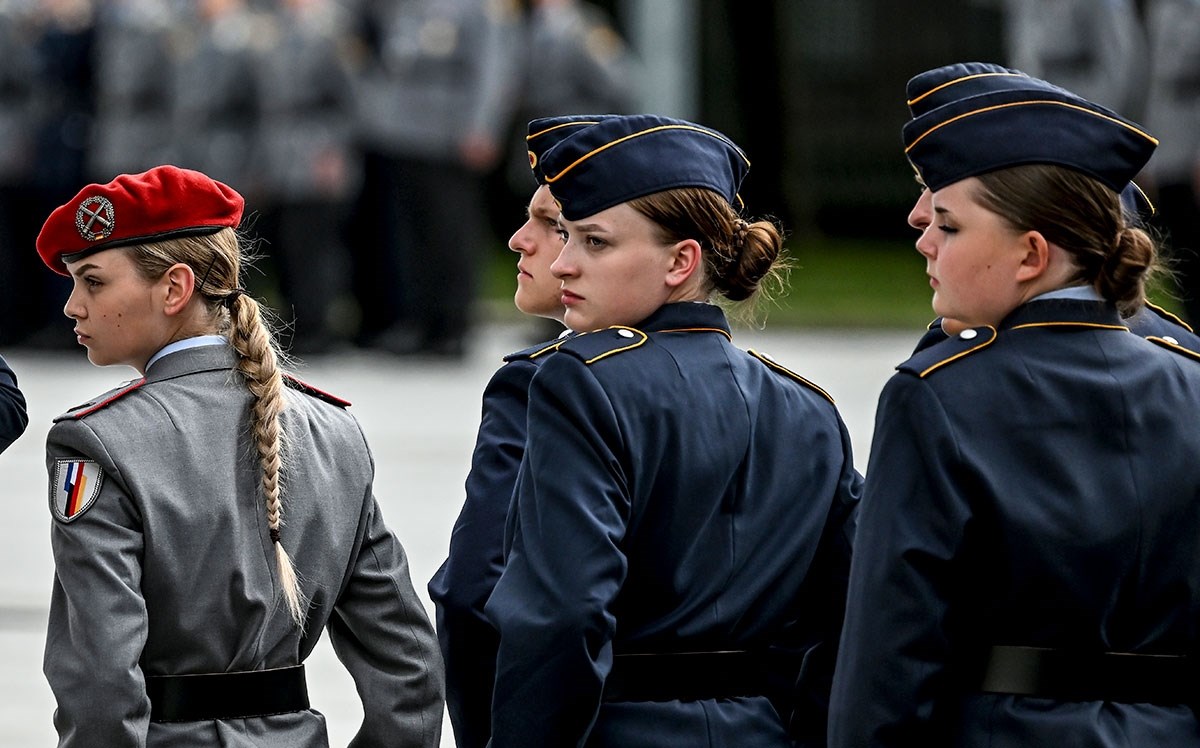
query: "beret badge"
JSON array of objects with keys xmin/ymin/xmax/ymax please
[{"xmin": 75, "ymin": 195, "xmax": 116, "ymax": 242}]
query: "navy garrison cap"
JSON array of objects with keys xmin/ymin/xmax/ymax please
[
  {"xmin": 526, "ymin": 115, "xmax": 616, "ymax": 186},
  {"xmin": 902, "ymin": 62, "xmax": 1158, "ymax": 195},
  {"xmin": 539, "ymin": 114, "xmax": 750, "ymax": 221}
]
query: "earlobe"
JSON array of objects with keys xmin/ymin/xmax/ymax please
[
  {"xmin": 665, "ymin": 239, "xmax": 702, "ymax": 288},
  {"xmin": 162, "ymin": 263, "xmax": 197, "ymax": 316}
]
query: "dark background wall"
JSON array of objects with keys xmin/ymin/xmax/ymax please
[{"xmin": 593, "ymin": 0, "xmax": 1006, "ymax": 240}]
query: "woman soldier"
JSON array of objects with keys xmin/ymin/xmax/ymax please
[
  {"xmin": 428, "ymin": 114, "xmax": 610, "ymax": 748},
  {"xmin": 829, "ymin": 65, "xmax": 1200, "ymax": 746},
  {"xmin": 483, "ymin": 113, "xmax": 862, "ymax": 747},
  {"xmin": 36, "ymin": 165, "xmax": 444, "ymax": 747},
  {"xmin": 902, "ymin": 61, "xmax": 1200, "ymax": 354}
]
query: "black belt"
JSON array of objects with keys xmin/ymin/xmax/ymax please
[
  {"xmin": 980, "ymin": 645, "xmax": 1193, "ymax": 704},
  {"xmin": 602, "ymin": 650, "xmax": 773, "ymax": 703},
  {"xmin": 147, "ymin": 664, "xmax": 310, "ymax": 722}
]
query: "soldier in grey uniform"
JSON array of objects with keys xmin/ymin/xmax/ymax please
[
  {"xmin": 347, "ymin": 0, "xmax": 521, "ymax": 356},
  {"xmin": 251, "ymin": 0, "xmax": 360, "ymax": 355},
  {"xmin": 88, "ymin": 0, "xmax": 182, "ymax": 180},
  {"xmin": 35, "ymin": 165, "xmax": 444, "ymax": 747},
  {"xmin": 1001, "ymin": 0, "xmax": 1148, "ymax": 116},
  {"xmin": 170, "ymin": 0, "xmax": 263, "ymax": 192},
  {"xmin": 504, "ymin": 0, "xmax": 636, "ymax": 197}
]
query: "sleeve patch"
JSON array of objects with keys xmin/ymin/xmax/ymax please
[{"xmin": 50, "ymin": 459, "xmax": 105, "ymax": 523}]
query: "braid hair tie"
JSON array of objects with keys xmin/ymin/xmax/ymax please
[
  {"xmin": 269, "ymin": 527, "xmax": 281, "ymax": 544},
  {"xmin": 223, "ymin": 288, "xmax": 247, "ymax": 309}
]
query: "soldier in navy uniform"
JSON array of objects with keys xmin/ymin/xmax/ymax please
[
  {"xmin": 0, "ymin": 352, "xmax": 26, "ymax": 453},
  {"xmin": 35, "ymin": 165, "xmax": 443, "ymax": 747},
  {"xmin": 829, "ymin": 64, "xmax": 1200, "ymax": 747},
  {"xmin": 483, "ymin": 114, "xmax": 862, "ymax": 747},
  {"xmin": 903, "ymin": 62, "xmax": 1200, "ymax": 354},
  {"xmin": 428, "ymin": 114, "xmax": 609, "ymax": 748}
]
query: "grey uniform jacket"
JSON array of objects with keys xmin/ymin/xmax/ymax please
[{"xmin": 43, "ymin": 344, "xmax": 444, "ymax": 748}]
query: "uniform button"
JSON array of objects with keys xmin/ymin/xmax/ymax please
[
  {"xmin": 1164, "ymin": 335, "xmax": 1179, "ymax": 345},
  {"xmin": 617, "ymin": 329, "xmax": 636, "ymax": 338},
  {"xmin": 959, "ymin": 329, "xmax": 978, "ymax": 340}
]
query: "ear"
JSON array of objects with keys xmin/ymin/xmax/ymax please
[
  {"xmin": 161, "ymin": 263, "xmax": 197, "ymax": 317},
  {"xmin": 1014, "ymin": 230, "xmax": 1050, "ymax": 283},
  {"xmin": 664, "ymin": 238, "xmax": 702, "ymax": 288}
]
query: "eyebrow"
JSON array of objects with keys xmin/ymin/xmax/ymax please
[
  {"xmin": 571, "ymin": 222, "xmax": 608, "ymax": 233},
  {"xmin": 69, "ymin": 262, "xmax": 101, "ymax": 277}
]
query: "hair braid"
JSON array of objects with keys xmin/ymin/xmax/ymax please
[
  {"xmin": 228, "ymin": 293, "xmax": 306, "ymax": 627},
  {"xmin": 130, "ymin": 228, "xmax": 306, "ymax": 627}
]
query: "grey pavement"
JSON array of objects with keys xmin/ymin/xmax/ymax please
[{"xmin": 0, "ymin": 321, "xmax": 918, "ymax": 747}]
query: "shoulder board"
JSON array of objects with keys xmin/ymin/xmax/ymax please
[
  {"xmin": 556, "ymin": 326, "xmax": 648, "ymax": 364},
  {"xmin": 283, "ymin": 374, "xmax": 351, "ymax": 408},
  {"xmin": 898, "ymin": 326, "xmax": 997, "ymax": 378},
  {"xmin": 748, "ymin": 350, "xmax": 834, "ymax": 404},
  {"xmin": 1144, "ymin": 301, "xmax": 1194, "ymax": 333},
  {"xmin": 1146, "ymin": 335, "xmax": 1200, "ymax": 364},
  {"xmin": 502, "ymin": 332, "xmax": 573, "ymax": 363},
  {"xmin": 55, "ymin": 378, "xmax": 146, "ymax": 422}
]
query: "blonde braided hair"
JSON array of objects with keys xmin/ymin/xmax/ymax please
[{"xmin": 131, "ymin": 229, "xmax": 306, "ymax": 627}]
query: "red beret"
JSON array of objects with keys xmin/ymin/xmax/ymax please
[{"xmin": 37, "ymin": 165, "xmax": 245, "ymax": 275}]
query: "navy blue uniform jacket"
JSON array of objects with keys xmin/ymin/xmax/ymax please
[
  {"xmin": 830, "ymin": 299, "xmax": 1200, "ymax": 747},
  {"xmin": 485, "ymin": 302, "xmax": 861, "ymax": 747},
  {"xmin": 428, "ymin": 335, "xmax": 564, "ymax": 748},
  {"xmin": 0, "ymin": 353, "xmax": 27, "ymax": 453}
]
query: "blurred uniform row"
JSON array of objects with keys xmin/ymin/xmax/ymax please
[
  {"xmin": 0, "ymin": 0, "xmax": 637, "ymax": 354},
  {"xmin": 1001, "ymin": 0, "xmax": 1200, "ymax": 325}
]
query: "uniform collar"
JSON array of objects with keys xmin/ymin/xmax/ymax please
[
  {"xmin": 999, "ymin": 297, "xmax": 1125, "ymax": 331},
  {"xmin": 144, "ymin": 341, "xmax": 239, "ymax": 383},
  {"xmin": 145, "ymin": 334, "xmax": 228, "ymax": 372},
  {"xmin": 632, "ymin": 302, "xmax": 732, "ymax": 337}
]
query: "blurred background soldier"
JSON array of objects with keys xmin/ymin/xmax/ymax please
[
  {"xmin": 1142, "ymin": 0, "xmax": 1200, "ymax": 325},
  {"xmin": 88, "ymin": 0, "xmax": 180, "ymax": 180},
  {"xmin": 1001, "ymin": 0, "xmax": 1148, "ymax": 116},
  {"xmin": 502, "ymin": 0, "xmax": 637, "ymax": 201},
  {"xmin": 252, "ymin": 0, "xmax": 360, "ymax": 356},
  {"xmin": 170, "ymin": 0, "xmax": 262, "ymax": 197},
  {"xmin": 347, "ymin": 0, "xmax": 521, "ymax": 358}
]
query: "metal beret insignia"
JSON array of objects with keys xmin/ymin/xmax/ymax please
[
  {"xmin": 75, "ymin": 195, "xmax": 116, "ymax": 242},
  {"xmin": 51, "ymin": 459, "xmax": 105, "ymax": 523}
]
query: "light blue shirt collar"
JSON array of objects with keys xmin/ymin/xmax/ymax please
[
  {"xmin": 145, "ymin": 335, "xmax": 228, "ymax": 372},
  {"xmin": 1029, "ymin": 285, "xmax": 1103, "ymax": 303}
]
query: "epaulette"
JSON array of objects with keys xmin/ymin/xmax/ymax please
[
  {"xmin": 748, "ymin": 350, "xmax": 834, "ymax": 404},
  {"xmin": 1144, "ymin": 301, "xmax": 1193, "ymax": 333},
  {"xmin": 283, "ymin": 373, "xmax": 351, "ymax": 408},
  {"xmin": 502, "ymin": 332, "xmax": 572, "ymax": 363},
  {"xmin": 1146, "ymin": 335, "xmax": 1200, "ymax": 364},
  {"xmin": 55, "ymin": 378, "xmax": 147, "ymax": 422},
  {"xmin": 556, "ymin": 326, "xmax": 648, "ymax": 364},
  {"xmin": 1131, "ymin": 303, "xmax": 1200, "ymax": 357},
  {"xmin": 897, "ymin": 326, "xmax": 997, "ymax": 378}
]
